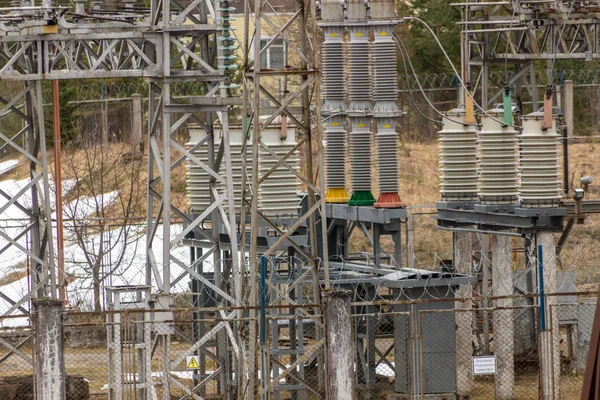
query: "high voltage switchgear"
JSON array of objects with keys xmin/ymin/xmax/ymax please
[
  {"xmin": 519, "ymin": 112, "xmax": 561, "ymax": 208},
  {"xmin": 477, "ymin": 110, "xmax": 519, "ymax": 205},
  {"xmin": 438, "ymin": 109, "xmax": 479, "ymax": 202},
  {"xmin": 318, "ymin": 0, "xmax": 405, "ymax": 208}
]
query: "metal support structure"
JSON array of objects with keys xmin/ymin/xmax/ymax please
[
  {"xmin": 244, "ymin": 1, "xmax": 330, "ymax": 398},
  {"xmin": 454, "ymin": 1, "xmax": 600, "ymax": 112}
]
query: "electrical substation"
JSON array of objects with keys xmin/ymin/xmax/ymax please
[{"xmin": 1, "ymin": 0, "xmax": 600, "ymax": 399}]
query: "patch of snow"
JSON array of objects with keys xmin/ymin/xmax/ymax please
[{"xmin": 0, "ymin": 160, "xmax": 18, "ymax": 175}]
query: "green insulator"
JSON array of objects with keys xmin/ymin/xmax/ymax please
[
  {"xmin": 348, "ymin": 191, "xmax": 376, "ymax": 206},
  {"xmin": 218, "ymin": 45, "xmax": 238, "ymax": 50},
  {"xmin": 217, "ymin": 26, "xmax": 235, "ymax": 31},
  {"xmin": 218, "ymin": 55, "xmax": 237, "ymax": 60},
  {"xmin": 216, "ymin": 7, "xmax": 236, "ymax": 11},
  {"xmin": 216, "ymin": 17, "xmax": 236, "ymax": 22},
  {"xmin": 218, "ymin": 65, "xmax": 238, "ymax": 70}
]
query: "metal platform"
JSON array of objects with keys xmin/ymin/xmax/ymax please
[
  {"xmin": 436, "ymin": 203, "xmax": 566, "ymax": 234},
  {"xmin": 326, "ymin": 204, "xmax": 407, "ymax": 267}
]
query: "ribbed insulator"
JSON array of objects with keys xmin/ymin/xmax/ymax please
[
  {"xmin": 477, "ymin": 112, "xmax": 518, "ymax": 204},
  {"xmin": 187, "ymin": 127, "xmax": 211, "ymax": 213},
  {"xmin": 349, "ymin": 116, "xmax": 372, "ymax": 191},
  {"xmin": 519, "ymin": 113, "xmax": 561, "ymax": 208},
  {"xmin": 187, "ymin": 126, "xmax": 254, "ymax": 213},
  {"xmin": 325, "ymin": 115, "xmax": 347, "ymax": 189},
  {"xmin": 372, "ymin": 26, "xmax": 398, "ymax": 112},
  {"xmin": 438, "ymin": 110, "xmax": 478, "ymax": 201},
  {"xmin": 217, "ymin": 0, "xmax": 238, "ymax": 89},
  {"xmin": 322, "ymin": 27, "xmax": 345, "ymax": 111},
  {"xmin": 347, "ymin": 27, "xmax": 372, "ymax": 111},
  {"xmin": 375, "ymin": 117, "xmax": 399, "ymax": 193},
  {"xmin": 260, "ymin": 127, "xmax": 300, "ymax": 217}
]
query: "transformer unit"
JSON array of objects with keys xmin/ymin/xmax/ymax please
[
  {"xmin": 186, "ymin": 124, "xmax": 254, "ymax": 214},
  {"xmin": 477, "ymin": 110, "xmax": 519, "ymax": 205},
  {"xmin": 519, "ymin": 112, "xmax": 561, "ymax": 208},
  {"xmin": 187, "ymin": 120, "xmax": 300, "ymax": 217}
]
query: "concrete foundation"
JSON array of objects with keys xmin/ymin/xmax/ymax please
[
  {"xmin": 492, "ymin": 235, "xmax": 514, "ymax": 399},
  {"xmin": 32, "ymin": 298, "xmax": 65, "ymax": 400},
  {"xmin": 0, "ymin": 375, "xmax": 87, "ymax": 400}
]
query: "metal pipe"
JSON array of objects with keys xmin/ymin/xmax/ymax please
[
  {"xmin": 52, "ymin": 79, "xmax": 65, "ymax": 305},
  {"xmin": 538, "ymin": 244, "xmax": 546, "ymax": 331},
  {"xmin": 259, "ymin": 256, "xmax": 267, "ymax": 344}
]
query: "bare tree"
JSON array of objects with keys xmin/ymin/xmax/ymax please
[{"xmin": 61, "ymin": 130, "xmax": 144, "ymax": 311}]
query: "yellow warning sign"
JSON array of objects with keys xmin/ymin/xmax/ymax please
[
  {"xmin": 331, "ymin": 121, "xmax": 339, "ymax": 127},
  {"xmin": 356, "ymin": 32, "xmax": 364, "ymax": 37},
  {"xmin": 186, "ymin": 356, "xmax": 199, "ymax": 369},
  {"xmin": 380, "ymin": 32, "xmax": 388, "ymax": 36}
]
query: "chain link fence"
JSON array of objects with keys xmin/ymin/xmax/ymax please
[{"xmin": 0, "ymin": 292, "xmax": 594, "ymax": 399}]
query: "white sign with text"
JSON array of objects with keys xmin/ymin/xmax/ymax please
[{"xmin": 472, "ymin": 355, "xmax": 496, "ymax": 375}]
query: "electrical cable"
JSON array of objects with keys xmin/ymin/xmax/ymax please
[
  {"xmin": 395, "ymin": 34, "xmax": 474, "ymax": 127},
  {"xmin": 395, "ymin": 33, "xmax": 443, "ymax": 125},
  {"xmin": 400, "ymin": 16, "xmax": 521, "ymax": 130},
  {"xmin": 549, "ymin": 1, "xmax": 576, "ymax": 86}
]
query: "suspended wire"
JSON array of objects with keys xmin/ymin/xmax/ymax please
[
  {"xmin": 395, "ymin": 34, "xmax": 480, "ymax": 126},
  {"xmin": 550, "ymin": 1, "xmax": 577, "ymax": 86},
  {"xmin": 504, "ymin": 9, "xmax": 518, "ymax": 82},
  {"xmin": 395, "ymin": 34, "xmax": 443, "ymax": 125},
  {"xmin": 400, "ymin": 16, "xmax": 521, "ymax": 130}
]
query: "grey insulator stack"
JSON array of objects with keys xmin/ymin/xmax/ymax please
[
  {"xmin": 438, "ymin": 109, "xmax": 478, "ymax": 201},
  {"xmin": 322, "ymin": 27, "xmax": 345, "ymax": 111},
  {"xmin": 187, "ymin": 125, "xmax": 254, "ymax": 213},
  {"xmin": 347, "ymin": 25, "xmax": 374, "ymax": 204},
  {"xmin": 519, "ymin": 113, "xmax": 561, "ymax": 207},
  {"xmin": 375, "ymin": 117, "xmax": 399, "ymax": 193},
  {"xmin": 325, "ymin": 115, "xmax": 347, "ymax": 189},
  {"xmin": 477, "ymin": 111, "xmax": 519, "ymax": 204},
  {"xmin": 187, "ymin": 126, "xmax": 211, "ymax": 213},
  {"xmin": 260, "ymin": 125, "xmax": 300, "ymax": 217},
  {"xmin": 372, "ymin": 25, "xmax": 398, "ymax": 112},
  {"xmin": 347, "ymin": 26, "xmax": 372, "ymax": 112},
  {"xmin": 349, "ymin": 116, "xmax": 373, "ymax": 191}
]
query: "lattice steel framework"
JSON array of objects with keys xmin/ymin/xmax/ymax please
[
  {"xmin": 242, "ymin": 0, "xmax": 330, "ymax": 397},
  {"xmin": 454, "ymin": 0, "xmax": 600, "ymax": 108},
  {"xmin": 0, "ymin": 1, "xmax": 246, "ymax": 397}
]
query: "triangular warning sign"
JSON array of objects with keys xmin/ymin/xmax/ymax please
[{"xmin": 187, "ymin": 357, "xmax": 199, "ymax": 369}]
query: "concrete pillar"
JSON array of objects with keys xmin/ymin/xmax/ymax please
[
  {"xmin": 131, "ymin": 94, "xmax": 143, "ymax": 147},
  {"xmin": 492, "ymin": 235, "xmax": 514, "ymax": 399},
  {"xmin": 453, "ymin": 232, "xmax": 473, "ymax": 398},
  {"xmin": 75, "ymin": 0, "xmax": 85, "ymax": 13},
  {"xmin": 325, "ymin": 289, "xmax": 354, "ymax": 400},
  {"xmin": 564, "ymin": 80, "xmax": 574, "ymax": 138},
  {"xmin": 537, "ymin": 232, "xmax": 560, "ymax": 399},
  {"xmin": 33, "ymin": 298, "xmax": 65, "ymax": 400}
]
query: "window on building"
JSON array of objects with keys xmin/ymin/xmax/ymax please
[{"xmin": 260, "ymin": 38, "xmax": 287, "ymax": 69}]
